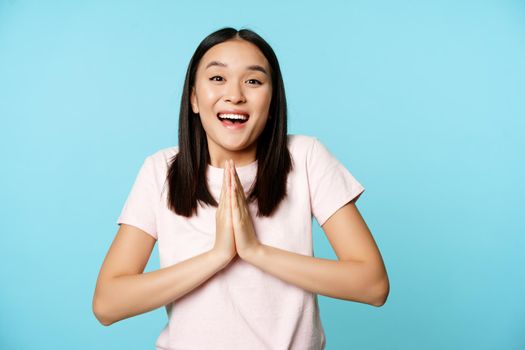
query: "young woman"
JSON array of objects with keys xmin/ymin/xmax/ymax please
[{"xmin": 93, "ymin": 27, "xmax": 389, "ymax": 350}]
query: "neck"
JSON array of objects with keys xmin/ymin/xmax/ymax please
[{"xmin": 208, "ymin": 144, "xmax": 257, "ymax": 168}]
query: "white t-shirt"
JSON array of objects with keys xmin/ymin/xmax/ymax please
[{"xmin": 117, "ymin": 134, "xmax": 365, "ymax": 350}]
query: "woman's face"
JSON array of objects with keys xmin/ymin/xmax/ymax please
[{"xmin": 190, "ymin": 39, "xmax": 272, "ymax": 165}]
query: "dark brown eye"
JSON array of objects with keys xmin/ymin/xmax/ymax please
[
  {"xmin": 210, "ymin": 76, "xmax": 223, "ymax": 82},
  {"xmin": 247, "ymin": 79, "xmax": 262, "ymax": 85}
]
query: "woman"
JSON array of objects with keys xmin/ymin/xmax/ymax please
[{"xmin": 93, "ymin": 27, "xmax": 389, "ymax": 350}]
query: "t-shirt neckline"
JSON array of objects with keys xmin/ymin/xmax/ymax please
[{"xmin": 206, "ymin": 159, "xmax": 258, "ymax": 188}]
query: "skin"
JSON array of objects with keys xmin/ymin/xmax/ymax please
[
  {"xmin": 228, "ymin": 160, "xmax": 390, "ymax": 305},
  {"xmin": 190, "ymin": 39, "xmax": 272, "ymax": 167},
  {"xmin": 92, "ymin": 38, "xmax": 389, "ymax": 327}
]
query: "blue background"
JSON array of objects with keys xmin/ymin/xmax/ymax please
[{"xmin": 1, "ymin": 0, "xmax": 524, "ymax": 349}]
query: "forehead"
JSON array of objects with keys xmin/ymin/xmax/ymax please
[{"xmin": 199, "ymin": 39, "xmax": 270, "ymax": 72}]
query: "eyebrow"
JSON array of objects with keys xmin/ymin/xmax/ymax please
[{"xmin": 205, "ymin": 60, "xmax": 268, "ymax": 75}]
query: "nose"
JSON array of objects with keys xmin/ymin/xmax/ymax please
[{"xmin": 224, "ymin": 82, "xmax": 246, "ymax": 104}]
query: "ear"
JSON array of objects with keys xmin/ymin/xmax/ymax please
[{"xmin": 190, "ymin": 86, "xmax": 199, "ymax": 114}]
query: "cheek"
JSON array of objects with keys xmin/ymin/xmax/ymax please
[
  {"xmin": 204, "ymin": 89, "xmax": 219, "ymax": 101},
  {"xmin": 197, "ymin": 85, "xmax": 220, "ymax": 106},
  {"xmin": 254, "ymin": 112, "xmax": 270, "ymax": 129},
  {"xmin": 251, "ymin": 89, "xmax": 272, "ymax": 110},
  {"xmin": 263, "ymin": 87, "xmax": 273, "ymax": 109},
  {"xmin": 262, "ymin": 96, "xmax": 272, "ymax": 116}
]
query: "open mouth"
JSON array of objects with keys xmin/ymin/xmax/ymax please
[{"xmin": 217, "ymin": 113, "xmax": 249, "ymax": 124}]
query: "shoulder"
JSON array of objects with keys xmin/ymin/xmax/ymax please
[
  {"xmin": 287, "ymin": 134, "xmax": 318, "ymax": 156},
  {"xmin": 287, "ymin": 134, "xmax": 332, "ymax": 164},
  {"xmin": 145, "ymin": 146, "xmax": 179, "ymax": 167},
  {"xmin": 287, "ymin": 134, "xmax": 347, "ymax": 171},
  {"xmin": 134, "ymin": 146, "xmax": 179, "ymax": 184}
]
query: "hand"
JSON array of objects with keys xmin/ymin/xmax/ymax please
[
  {"xmin": 229, "ymin": 159, "xmax": 262, "ymax": 260},
  {"xmin": 212, "ymin": 160, "xmax": 237, "ymax": 264}
]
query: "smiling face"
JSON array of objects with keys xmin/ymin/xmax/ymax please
[{"xmin": 190, "ymin": 39, "xmax": 273, "ymax": 167}]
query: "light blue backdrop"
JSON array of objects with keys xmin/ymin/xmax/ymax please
[{"xmin": 1, "ymin": 0, "xmax": 524, "ymax": 349}]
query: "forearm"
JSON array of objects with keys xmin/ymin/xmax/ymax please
[
  {"xmin": 243, "ymin": 244, "xmax": 389, "ymax": 306},
  {"xmin": 93, "ymin": 250, "xmax": 230, "ymax": 326}
]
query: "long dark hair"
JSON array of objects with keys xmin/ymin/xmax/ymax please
[{"xmin": 166, "ymin": 27, "xmax": 292, "ymax": 217}]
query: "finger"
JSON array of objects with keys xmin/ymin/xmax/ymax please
[
  {"xmin": 229, "ymin": 160, "xmax": 240, "ymax": 193},
  {"xmin": 230, "ymin": 160, "xmax": 239, "ymax": 186},
  {"xmin": 218, "ymin": 160, "xmax": 229, "ymax": 209},
  {"xmin": 225, "ymin": 159, "xmax": 231, "ymax": 206},
  {"xmin": 231, "ymin": 161, "xmax": 246, "ymax": 201},
  {"xmin": 229, "ymin": 160, "xmax": 237, "ymax": 195},
  {"xmin": 230, "ymin": 163, "xmax": 246, "ymax": 207},
  {"xmin": 230, "ymin": 161, "xmax": 239, "ymax": 210},
  {"xmin": 230, "ymin": 165, "xmax": 247, "ymax": 219}
]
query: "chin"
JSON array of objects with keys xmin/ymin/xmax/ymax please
[
  {"xmin": 222, "ymin": 137, "xmax": 256, "ymax": 151},
  {"xmin": 221, "ymin": 142, "xmax": 249, "ymax": 152}
]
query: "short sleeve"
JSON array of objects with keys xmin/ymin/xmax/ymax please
[
  {"xmin": 116, "ymin": 156, "xmax": 158, "ymax": 239},
  {"xmin": 307, "ymin": 138, "xmax": 365, "ymax": 226}
]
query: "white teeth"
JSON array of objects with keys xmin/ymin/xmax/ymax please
[{"xmin": 218, "ymin": 113, "xmax": 248, "ymax": 120}]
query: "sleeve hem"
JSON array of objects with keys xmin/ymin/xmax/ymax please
[
  {"xmin": 315, "ymin": 186, "xmax": 365, "ymax": 227},
  {"xmin": 116, "ymin": 217, "xmax": 158, "ymax": 240}
]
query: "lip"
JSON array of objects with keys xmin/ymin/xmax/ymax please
[
  {"xmin": 217, "ymin": 109, "xmax": 250, "ymax": 118},
  {"xmin": 216, "ymin": 109, "xmax": 250, "ymax": 130},
  {"xmin": 219, "ymin": 119, "xmax": 247, "ymax": 130}
]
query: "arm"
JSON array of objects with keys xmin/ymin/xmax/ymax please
[
  {"xmin": 92, "ymin": 224, "xmax": 231, "ymax": 326},
  {"xmin": 243, "ymin": 201, "xmax": 389, "ymax": 307}
]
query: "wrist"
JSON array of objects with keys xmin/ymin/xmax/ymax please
[
  {"xmin": 209, "ymin": 249, "xmax": 235, "ymax": 269},
  {"xmin": 240, "ymin": 244, "xmax": 264, "ymax": 264}
]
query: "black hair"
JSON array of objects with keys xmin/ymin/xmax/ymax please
[{"xmin": 167, "ymin": 27, "xmax": 292, "ymax": 217}]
